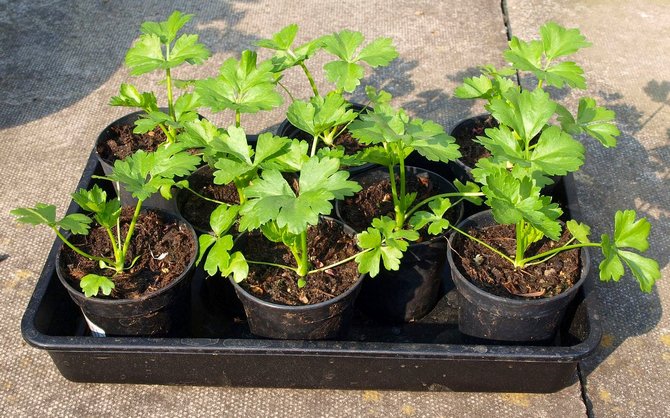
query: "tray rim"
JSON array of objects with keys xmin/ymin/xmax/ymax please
[{"xmin": 20, "ymin": 147, "xmax": 603, "ymax": 365}]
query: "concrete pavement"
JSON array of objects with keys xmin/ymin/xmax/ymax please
[{"xmin": 1, "ymin": 1, "xmax": 667, "ymax": 416}]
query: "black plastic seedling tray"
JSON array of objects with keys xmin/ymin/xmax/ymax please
[{"xmin": 21, "ymin": 147, "xmax": 602, "ymax": 392}]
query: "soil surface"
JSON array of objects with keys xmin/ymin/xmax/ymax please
[
  {"xmin": 239, "ymin": 218, "xmax": 360, "ymax": 306},
  {"xmin": 97, "ymin": 123, "xmax": 167, "ymax": 163},
  {"xmin": 286, "ymin": 125, "xmax": 368, "ymax": 157},
  {"xmin": 451, "ymin": 224, "xmax": 581, "ymax": 299},
  {"xmin": 451, "ymin": 114, "xmax": 498, "ymax": 168},
  {"xmin": 59, "ymin": 207, "xmax": 196, "ymax": 299},
  {"xmin": 339, "ymin": 170, "xmax": 459, "ymax": 240},
  {"xmin": 178, "ymin": 166, "xmax": 240, "ymax": 232}
]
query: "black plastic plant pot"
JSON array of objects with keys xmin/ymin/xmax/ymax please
[
  {"xmin": 175, "ymin": 165, "xmax": 223, "ymax": 235},
  {"xmin": 230, "ymin": 219, "xmax": 365, "ymax": 340},
  {"xmin": 55, "ymin": 209, "xmax": 198, "ymax": 337},
  {"xmin": 447, "ymin": 210, "xmax": 589, "ymax": 342},
  {"xmin": 276, "ymin": 102, "xmax": 374, "ymax": 175},
  {"xmin": 95, "ymin": 110, "xmax": 181, "ymax": 213},
  {"xmin": 446, "ymin": 114, "xmax": 498, "ymax": 184},
  {"xmin": 336, "ymin": 166, "xmax": 464, "ymax": 323},
  {"xmin": 20, "ymin": 147, "xmax": 603, "ymax": 392}
]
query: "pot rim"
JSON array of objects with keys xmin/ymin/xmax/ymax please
[
  {"xmin": 447, "ymin": 209, "xmax": 590, "ymax": 307},
  {"xmin": 56, "ymin": 207, "xmax": 198, "ymax": 305},
  {"xmin": 229, "ymin": 217, "xmax": 365, "ymax": 311}
]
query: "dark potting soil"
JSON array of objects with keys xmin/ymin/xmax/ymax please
[
  {"xmin": 289, "ymin": 126, "xmax": 368, "ymax": 156},
  {"xmin": 339, "ymin": 173, "xmax": 459, "ymax": 239},
  {"xmin": 452, "ymin": 224, "xmax": 580, "ymax": 299},
  {"xmin": 59, "ymin": 207, "xmax": 196, "ymax": 299},
  {"xmin": 97, "ymin": 124, "xmax": 167, "ymax": 163},
  {"xmin": 179, "ymin": 166, "xmax": 240, "ymax": 231},
  {"xmin": 240, "ymin": 218, "xmax": 360, "ymax": 306},
  {"xmin": 452, "ymin": 115, "xmax": 498, "ymax": 168}
]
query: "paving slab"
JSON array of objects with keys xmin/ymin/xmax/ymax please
[
  {"xmin": 506, "ymin": 1, "xmax": 670, "ymax": 417},
  {"xmin": 0, "ymin": 0, "xmax": 637, "ymax": 416}
]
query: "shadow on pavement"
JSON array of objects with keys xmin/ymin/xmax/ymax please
[{"xmin": 0, "ymin": 0, "xmax": 260, "ymax": 129}]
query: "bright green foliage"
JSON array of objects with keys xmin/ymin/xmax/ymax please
[
  {"xmin": 557, "ymin": 98, "xmax": 620, "ymax": 147},
  {"xmin": 11, "ymin": 204, "xmax": 92, "ymax": 235},
  {"xmin": 454, "ymin": 66, "xmax": 516, "ymax": 100},
  {"xmin": 81, "ymin": 274, "xmax": 115, "ymax": 298},
  {"xmin": 408, "ymin": 198, "xmax": 453, "ymax": 236},
  {"xmin": 195, "ymin": 50, "xmax": 283, "ymax": 120},
  {"xmin": 349, "ymin": 88, "xmax": 462, "ymax": 230},
  {"xmin": 287, "ymin": 92, "xmax": 358, "ymax": 150},
  {"xmin": 256, "ymin": 24, "xmax": 322, "ymax": 72},
  {"xmin": 356, "ymin": 217, "xmax": 419, "ymax": 277},
  {"xmin": 71, "ymin": 185, "xmax": 121, "ymax": 229},
  {"xmin": 239, "ymin": 156, "xmax": 360, "ymax": 235},
  {"xmin": 125, "ymin": 11, "xmax": 210, "ymax": 75},
  {"xmin": 211, "ymin": 129, "xmax": 307, "ymax": 201},
  {"xmin": 197, "ymin": 205, "xmax": 248, "ymax": 282},
  {"xmin": 109, "ymin": 83, "xmax": 159, "ymax": 111},
  {"xmin": 113, "ymin": 11, "xmax": 210, "ymax": 143},
  {"xmin": 105, "ymin": 146, "xmax": 200, "ymax": 201},
  {"xmin": 482, "ymin": 168, "xmax": 563, "ymax": 241},
  {"xmin": 566, "ymin": 220, "xmax": 591, "ymax": 243},
  {"xmin": 12, "ymin": 145, "xmax": 201, "ymax": 297},
  {"xmin": 588, "ymin": 211, "xmax": 660, "ymax": 293},
  {"xmin": 486, "ymin": 88, "xmax": 555, "ymax": 142},
  {"xmin": 321, "ymin": 30, "xmax": 398, "ymax": 92},
  {"xmin": 504, "ymin": 21, "xmax": 590, "ymax": 89}
]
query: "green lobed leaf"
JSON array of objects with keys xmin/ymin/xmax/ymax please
[
  {"xmin": 209, "ymin": 204, "xmax": 240, "ymax": 237},
  {"xmin": 453, "ymin": 179, "xmax": 483, "ymax": 205},
  {"xmin": 529, "ymin": 125, "xmax": 585, "ymax": 175},
  {"xmin": 168, "ymin": 34, "xmax": 210, "ymax": 68},
  {"xmin": 203, "ymin": 235, "xmax": 234, "ymax": 277},
  {"xmin": 406, "ymin": 118, "xmax": 461, "ymax": 163},
  {"xmin": 197, "ymin": 234, "xmax": 217, "ymax": 266},
  {"xmin": 357, "ymin": 37, "xmax": 399, "ymax": 67},
  {"xmin": 11, "ymin": 204, "xmax": 57, "ymax": 226},
  {"xmin": 323, "ymin": 61, "xmax": 365, "ymax": 93},
  {"xmin": 566, "ymin": 220, "xmax": 591, "ymax": 243},
  {"xmin": 617, "ymin": 250, "xmax": 660, "ymax": 293},
  {"xmin": 141, "ymin": 10, "xmax": 192, "ymax": 44},
  {"xmin": 613, "ymin": 210, "xmax": 651, "ymax": 252},
  {"xmin": 195, "ymin": 50, "xmax": 283, "ymax": 114},
  {"xmin": 125, "ymin": 34, "xmax": 164, "ymax": 76},
  {"xmin": 543, "ymin": 61, "xmax": 586, "ymax": 89},
  {"xmin": 256, "ymin": 24, "xmax": 298, "ymax": 50},
  {"xmin": 109, "ymin": 83, "xmax": 158, "ymax": 111},
  {"xmin": 321, "ymin": 30, "xmax": 364, "ymax": 61},
  {"xmin": 80, "ymin": 274, "xmax": 115, "ymax": 298},
  {"xmin": 454, "ymin": 75, "xmax": 494, "ymax": 99},
  {"xmin": 540, "ymin": 22, "xmax": 591, "ymax": 60},
  {"xmin": 486, "ymin": 87, "xmax": 556, "ymax": 142},
  {"xmin": 482, "ymin": 168, "xmax": 563, "ymax": 240}
]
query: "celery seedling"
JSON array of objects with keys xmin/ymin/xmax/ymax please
[
  {"xmin": 12, "ymin": 146, "xmax": 199, "ymax": 297},
  {"xmin": 110, "ymin": 11, "xmax": 211, "ymax": 144}
]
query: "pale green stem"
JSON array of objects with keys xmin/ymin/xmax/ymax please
[
  {"xmin": 515, "ymin": 221, "xmax": 525, "ymax": 267},
  {"xmin": 185, "ymin": 187, "xmax": 228, "ymax": 205},
  {"xmin": 54, "ymin": 229, "xmax": 110, "ymax": 264},
  {"xmin": 119, "ymin": 201, "xmax": 143, "ymax": 272},
  {"xmin": 297, "ymin": 231, "xmax": 310, "ymax": 277},
  {"xmin": 521, "ymin": 242, "xmax": 601, "ymax": 265},
  {"xmin": 404, "ymin": 192, "xmax": 485, "ymax": 220},
  {"xmin": 278, "ymin": 81, "xmax": 296, "ymax": 102},
  {"xmin": 450, "ymin": 224, "xmax": 516, "ymax": 265},
  {"xmin": 307, "ymin": 248, "xmax": 371, "ymax": 275},
  {"xmin": 247, "ymin": 260, "xmax": 299, "ymax": 274},
  {"xmin": 387, "ymin": 164, "xmax": 403, "ymax": 229},
  {"xmin": 235, "ymin": 110, "xmax": 241, "ymax": 128},
  {"xmin": 299, "ymin": 62, "xmax": 320, "ymax": 97}
]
